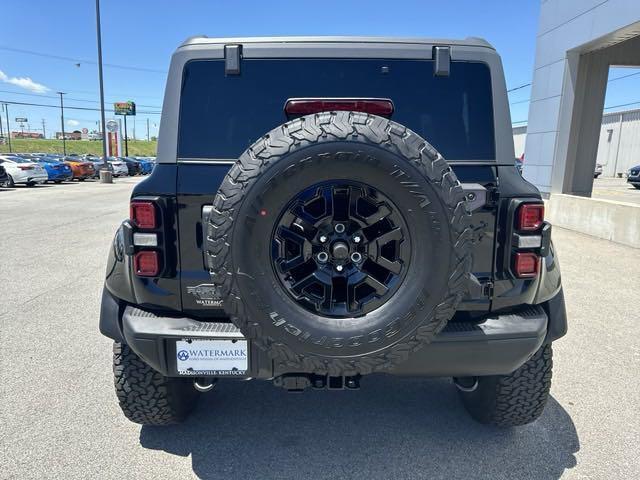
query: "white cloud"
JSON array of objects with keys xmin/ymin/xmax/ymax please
[
  {"xmin": 67, "ymin": 119, "xmax": 80, "ymax": 127},
  {"xmin": 0, "ymin": 69, "xmax": 50, "ymax": 93}
]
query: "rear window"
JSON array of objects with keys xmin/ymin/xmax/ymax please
[{"xmin": 178, "ymin": 58, "xmax": 495, "ymax": 160}]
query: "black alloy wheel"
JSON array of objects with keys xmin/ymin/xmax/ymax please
[{"xmin": 272, "ymin": 181, "xmax": 410, "ymax": 317}]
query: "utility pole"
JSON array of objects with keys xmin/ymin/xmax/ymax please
[
  {"xmin": 95, "ymin": 0, "xmax": 111, "ymax": 182},
  {"xmin": 57, "ymin": 92, "xmax": 67, "ymax": 155},
  {"xmin": 0, "ymin": 105, "xmax": 4, "ymax": 142},
  {"xmin": 146, "ymin": 118, "xmax": 149, "ymax": 142},
  {"xmin": 4, "ymin": 103, "xmax": 12, "ymax": 152},
  {"xmin": 41, "ymin": 119, "xmax": 46, "ymax": 138},
  {"xmin": 123, "ymin": 115, "xmax": 129, "ymax": 156},
  {"xmin": 133, "ymin": 119, "xmax": 136, "ymax": 141}
]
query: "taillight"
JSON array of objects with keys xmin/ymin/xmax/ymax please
[
  {"xmin": 18, "ymin": 165, "xmax": 34, "ymax": 171},
  {"xmin": 284, "ymin": 98, "xmax": 394, "ymax": 117},
  {"xmin": 517, "ymin": 204, "xmax": 544, "ymax": 231},
  {"xmin": 130, "ymin": 201, "xmax": 157, "ymax": 229},
  {"xmin": 514, "ymin": 253, "xmax": 539, "ymax": 278},
  {"xmin": 134, "ymin": 251, "xmax": 159, "ymax": 276}
]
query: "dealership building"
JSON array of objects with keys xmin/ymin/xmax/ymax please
[
  {"xmin": 523, "ymin": 0, "xmax": 640, "ymax": 196},
  {"xmin": 514, "ymin": 106, "xmax": 640, "ymax": 178},
  {"xmin": 522, "ymin": 0, "xmax": 640, "ymax": 248}
]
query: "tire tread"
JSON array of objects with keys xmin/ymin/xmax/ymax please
[{"xmin": 112, "ymin": 342, "xmax": 198, "ymax": 425}]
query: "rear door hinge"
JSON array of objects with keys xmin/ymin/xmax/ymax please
[
  {"xmin": 482, "ymin": 281, "xmax": 494, "ymax": 298},
  {"xmin": 467, "ymin": 274, "xmax": 494, "ymax": 299},
  {"xmin": 487, "ymin": 186, "xmax": 500, "ymax": 206}
]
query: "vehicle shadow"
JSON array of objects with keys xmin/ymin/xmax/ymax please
[{"xmin": 139, "ymin": 375, "xmax": 579, "ymax": 480}]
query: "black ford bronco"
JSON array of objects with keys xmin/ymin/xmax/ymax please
[{"xmin": 100, "ymin": 36, "xmax": 566, "ymax": 427}]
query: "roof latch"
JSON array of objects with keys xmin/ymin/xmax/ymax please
[
  {"xmin": 433, "ymin": 46, "xmax": 450, "ymax": 77},
  {"xmin": 224, "ymin": 44, "xmax": 242, "ymax": 76}
]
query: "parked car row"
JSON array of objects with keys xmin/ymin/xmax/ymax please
[{"xmin": 0, "ymin": 153, "xmax": 156, "ymax": 188}]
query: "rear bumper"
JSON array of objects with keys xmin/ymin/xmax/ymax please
[
  {"xmin": 392, "ymin": 307, "xmax": 547, "ymax": 377},
  {"xmin": 101, "ymin": 288, "xmax": 552, "ymax": 379},
  {"xmin": 48, "ymin": 172, "xmax": 70, "ymax": 180},
  {"xmin": 26, "ymin": 174, "xmax": 48, "ymax": 183},
  {"xmin": 12, "ymin": 172, "xmax": 48, "ymax": 183}
]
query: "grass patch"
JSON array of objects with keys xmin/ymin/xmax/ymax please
[{"xmin": 0, "ymin": 139, "xmax": 157, "ymax": 156}]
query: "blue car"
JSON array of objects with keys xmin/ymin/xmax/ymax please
[
  {"xmin": 37, "ymin": 156, "xmax": 73, "ymax": 183},
  {"xmin": 135, "ymin": 157, "xmax": 154, "ymax": 175}
]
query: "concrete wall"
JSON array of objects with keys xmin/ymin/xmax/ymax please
[
  {"xmin": 547, "ymin": 194, "xmax": 640, "ymax": 248},
  {"xmin": 524, "ymin": 0, "xmax": 640, "ymax": 195}
]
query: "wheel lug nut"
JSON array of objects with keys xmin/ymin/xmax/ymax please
[
  {"xmin": 334, "ymin": 223, "xmax": 345, "ymax": 233},
  {"xmin": 336, "ymin": 265, "xmax": 344, "ymax": 272},
  {"xmin": 317, "ymin": 252, "xmax": 328, "ymax": 263},
  {"xmin": 350, "ymin": 252, "xmax": 362, "ymax": 263},
  {"xmin": 319, "ymin": 235, "xmax": 328, "ymax": 243},
  {"xmin": 353, "ymin": 235, "xmax": 361, "ymax": 243}
]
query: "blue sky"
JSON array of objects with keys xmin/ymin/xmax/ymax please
[{"xmin": 1, "ymin": 0, "xmax": 638, "ymax": 139}]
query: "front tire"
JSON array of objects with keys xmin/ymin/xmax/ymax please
[
  {"xmin": 113, "ymin": 342, "xmax": 199, "ymax": 425},
  {"xmin": 457, "ymin": 344, "xmax": 553, "ymax": 427}
]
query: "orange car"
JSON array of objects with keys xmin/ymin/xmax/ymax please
[{"xmin": 63, "ymin": 156, "xmax": 95, "ymax": 181}]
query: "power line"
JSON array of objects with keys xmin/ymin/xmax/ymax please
[
  {"xmin": 507, "ymin": 82, "xmax": 531, "ymax": 93},
  {"xmin": 510, "ymin": 70, "xmax": 640, "ymax": 106},
  {"xmin": 608, "ymin": 70, "xmax": 640, "ymax": 83},
  {"xmin": 0, "ymin": 45, "xmax": 167, "ymax": 74},
  {"xmin": 0, "ymin": 99, "xmax": 161, "ymax": 115},
  {"xmin": 512, "ymin": 100, "xmax": 640, "ymax": 125},
  {"xmin": 506, "ymin": 73, "xmax": 637, "ymax": 96},
  {"xmin": 603, "ymin": 100, "xmax": 640, "ymax": 110},
  {"xmin": 0, "ymin": 89, "xmax": 161, "ymax": 108}
]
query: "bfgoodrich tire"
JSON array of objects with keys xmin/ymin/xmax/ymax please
[
  {"xmin": 113, "ymin": 342, "xmax": 199, "ymax": 425},
  {"xmin": 206, "ymin": 111, "xmax": 472, "ymax": 376},
  {"xmin": 457, "ymin": 344, "xmax": 553, "ymax": 427}
]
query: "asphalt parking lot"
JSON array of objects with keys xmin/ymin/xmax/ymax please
[
  {"xmin": 592, "ymin": 176, "xmax": 640, "ymax": 204},
  {"xmin": 1, "ymin": 178, "xmax": 639, "ymax": 480}
]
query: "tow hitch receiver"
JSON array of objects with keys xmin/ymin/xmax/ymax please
[{"xmin": 274, "ymin": 374, "xmax": 361, "ymax": 392}]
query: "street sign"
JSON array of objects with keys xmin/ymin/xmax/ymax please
[
  {"xmin": 15, "ymin": 117, "xmax": 28, "ymax": 123},
  {"xmin": 114, "ymin": 101, "xmax": 136, "ymax": 116},
  {"xmin": 82, "ymin": 127, "xmax": 89, "ymax": 134},
  {"xmin": 106, "ymin": 120, "xmax": 118, "ymax": 133}
]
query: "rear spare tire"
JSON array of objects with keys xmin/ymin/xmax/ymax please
[{"xmin": 206, "ymin": 112, "xmax": 472, "ymax": 376}]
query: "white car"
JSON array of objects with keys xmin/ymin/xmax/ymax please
[
  {"xmin": 0, "ymin": 155, "xmax": 48, "ymax": 187},
  {"xmin": 108, "ymin": 158, "xmax": 129, "ymax": 177}
]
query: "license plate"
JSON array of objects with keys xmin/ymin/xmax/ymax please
[{"xmin": 175, "ymin": 339, "xmax": 248, "ymax": 376}]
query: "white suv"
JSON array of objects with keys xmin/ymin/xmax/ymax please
[{"xmin": 0, "ymin": 155, "xmax": 48, "ymax": 187}]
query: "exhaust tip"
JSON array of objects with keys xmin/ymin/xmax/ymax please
[
  {"xmin": 453, "ymin": 377, "xmax": 478, "ymax": 393},
  {"xmin": 193, "ymin": 379, "xmax": 216, "ymax": 393}
]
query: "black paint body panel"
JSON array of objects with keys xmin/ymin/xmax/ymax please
[{"xmin": 104, "ymin": 162, "xmax": 562, "ymax": 320}]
